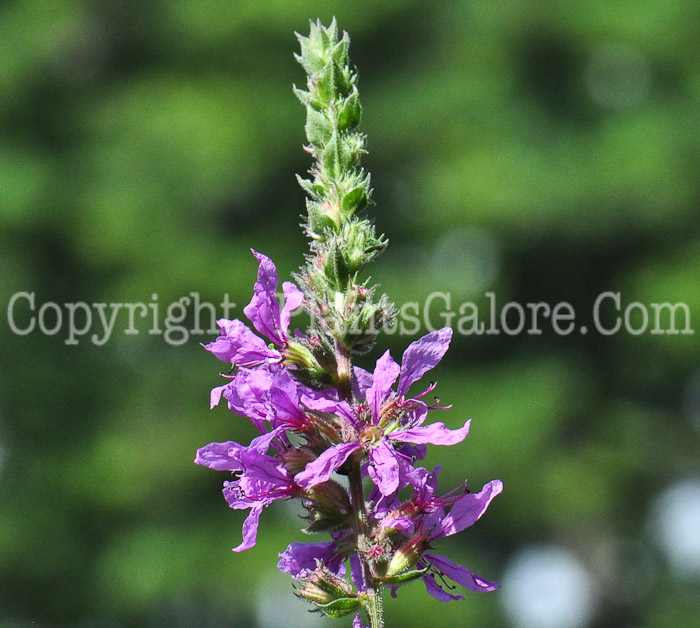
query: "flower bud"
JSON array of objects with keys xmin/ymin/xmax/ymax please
[
  {"xmin": 279, "ymin": 449, "xmax": 316, "ymax": 475},
  {"xmin": 385, "ymin": 533, "xmax": 428, "ymax": 579},
  {"xmin": 283, "ymin": 339, "xmax": 334, "ymax": 387},
  {"xmin": 294, "ymin": 561, "xmax": 359, "ymax": 615},
  {"xmin": 302, "ymin": 480, "xmax": 352, "ymax": 533},
  {"xmin": 295, "ymin": 580, "xmax": 336, "ymax": 606}
]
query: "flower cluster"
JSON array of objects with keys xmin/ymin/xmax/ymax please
[
  {"xmin": 195, "ymin": 19, "xmax": 501, "ymax": 628},
  {"xmin": 196, "ymin": 252, "xmax": 501, "ymax": 620}
]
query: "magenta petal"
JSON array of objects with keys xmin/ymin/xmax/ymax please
[
  {"xmin": 397, "ymin": 327, "xmax": 453, "ymax": 397},
  {"xmin": 278, "ymin": 541, "xmax": 345, "ymax": 578},
  {"xmin": 248, "ymin": 426, "xmax": 287, "ymax": 454},
  {"xmin": 205, "ymin": 319, "xmax": 277, "ymax": 366},
  {"xmin": 350, "ymin": 554, "xmax": 364, "ymax": 591},
  {"xmin": 222, "ymin": 370, "xmax": 273, "ymax": 433},
  {"xmin": 280, "ymin": 281, "xmax": 303, "ymax": 336},
  {"xmin": 294, "ymin": 442, "xmax": 361, "ymax": 488},
  {"xmin": 380, "ymin": 515, "xmax": 414, "ymax": 533},
  {"xmin": 424, "ymin": 553, "xmax": 499, "ymax": 593},
  {"xmin": 422, "ymin": 572, "xmax": 464, "ymax": 602},
  {"xmin": 244, "ymin": 250, "xmax": 285, "ymax": 345},
  {"xmin": 302, "ymin": 397, "xmax": 360, "ymax": 429},
  {"xmin": 433, "ymin": 479, "xmax": 503, "ymax": 539},
  {"xmin": 353, "ymin": 613, "xmax": 369, "ymax": 628},
  {"xmin": 367, "ymin": 350, "xmax": 400, "ymax": 420},
  {"xmin": 392, "ymin": 420, "xmax": 471, "ymax": 446},
  {"xmin": 210, "ymin": 384, "xmax": 228, "ymax": 409},
  {"xmin": 233, "ymin": 504, "xmax": 263, "ymax": 552},
  {"xmin": 368, "ymin": 441, "xmax": 400, "ymax": 496},
  {"xmin": 353, "ymin": 366, "xmax": 374, "ymax": 398},
  {"xmin": 238, "ymin": 448, "xmax": 292, "ymax": 487},
  {"xmin": 194, "ymin": 441, "xmax": 243, "ymax": 471}
]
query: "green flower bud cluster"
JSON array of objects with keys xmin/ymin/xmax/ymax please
[
  {"xmin": 294, "ymin": 561, "xmax": 361, "ymax": 618},
  {"xmin": 294, "ymin": 19, "xmax": 395, "ymax": 358}
]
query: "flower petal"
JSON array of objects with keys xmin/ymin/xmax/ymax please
[
  {"xmin": 352, "ymin": 366, "xmax": 374, "ymax": 398},
  {"xmin": 280, "ymin": 281, "xmax": 303, "ymax": 336},
  {"xmin": 269, "ymin": 369, "xmax": 309, "ymax": 429},
  {"xmin": 233, "ymin": 504, "xmax": 263, "ymax": 552},
  {"xmin": 204, "ymin": 319, "xmax": 277, "ymax": 367},
  {"xmin": 294, "ymin": 442, "xmax": 361, "ymax": 488},
  {"xmin": 244, "ymin": 250, "xmax": 285, "ymax": 345},
  {"xmin": 194, "ymin": 441, "xmax": 243, "ymax": 471},
  {"xmin": 210, "ymin": 384, "xmax": 228, "ymax": 409},
  {"xmin": 432, "ymin": 479, "xmax": 503, "ymax": 539},
  {"xmin": 397, "ymin": 327, "xmax": 453, "ymax": 397},
  {"xmin": 277, "ymin": 541, "xmax": 345, "ymax": 578},
  {"xmin": 424, "ymin": 553, "xmax": 499, "ymax": 593},
  {"xmin": 367, "ymin": 350, "xmax": 400, "ymax": 420},
  {"xmin": 368, "ymin": 441, "xmax": 400, "ymax": 496},
  {"xmin": 222, "ymin": 367, "xmax": 275, "ymax": 431},
  {"xmin": 392, "ymin": 420, "xmax": 470, "ymax": 447},
  {"xmin": 422, "ymin": 571, "xmax": 464, "ymax": 602},
  {"xmin": 238, "ymin": 447, "xmax": 292, "ymax": 488},
  {"xmin": 353, "ymin": 613, "xmax": 369, "ymax": 628},
  {"xmin": 302, "ymin": 396, "xmax": 360, "ymax": 430},
  {"xmin": 247, "ymin": 426, "xmax": 287, "ymax": 455},
  {"xmin": 350, "ymin": 555, "xmax": 364, "ymax": 591}
]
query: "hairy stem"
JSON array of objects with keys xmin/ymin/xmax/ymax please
[
  {"xmin": 348, "ymin": 458, "xmax": 384, "ymax": 628},
  {"xmin": 338, "ymin": 339, "xmax": 384, "ymax": 628}
]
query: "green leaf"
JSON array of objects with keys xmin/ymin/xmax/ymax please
[
  {"xmin": 341, "ymin": 183, "xmax": 368, "ymax": 215},
  {"xmin": 337, "ymin": 90, "xmax": 362, "ymax": 131},
  {"xmin": 381, "ymin": 565, "xmax": 430, "ymax": 586},
  {"xmin": 314, "ymin": 596, "xmax": 362, "ymax": 618},
  {"xmin": 305, "ymin": 108, "xmax": 332, "ymax": 147}
]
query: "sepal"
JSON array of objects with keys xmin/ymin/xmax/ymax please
[
  {"xmin": 313, "ymin": 596, "xmax": 362, "ymax": 618},
  {"xmin": 385, "ymin": 533, "xmax": 428, "ymax": 579},
  {"xmin": 381, "ymin": 564, "xmax": 430, "ymax": 586},
  {"xmin": 283, "ymin": 339, "xmax": 331, "ymax": 384},
  {"xmin": 301, "ymin": 481, "xmax": 353, "ymax": 534},
  {"xmin": 294, "ymin": 561, "xmax": 360, "ymax": 617}
]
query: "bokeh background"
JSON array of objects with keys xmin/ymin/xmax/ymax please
[{"xmin": 2, "ymin": 2, "xmax": 700, "ymax": 627}]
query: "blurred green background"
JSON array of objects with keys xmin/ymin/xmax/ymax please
[{"xmin": 2, "ymin": 1, "xmax": 700, "ymax": 627}]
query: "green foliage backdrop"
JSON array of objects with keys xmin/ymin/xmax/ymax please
[{"xmin": 1, "ymin": 2, "xmax": 699, "ymax": 627}]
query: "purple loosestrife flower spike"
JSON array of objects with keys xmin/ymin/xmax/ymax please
[{"xmin": 195, "ymin": 18, "xmax": 502, "ymax": 628}]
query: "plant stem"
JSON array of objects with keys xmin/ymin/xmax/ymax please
[
  {"xmin": 337, "ymin": 340, "xmax": 384, "ymax": 628},
  {"xmin": 335, "ymin": 340, "xmax": 353, "ymax": 403},
  {"xmin": 348, "ymin": 458, "xmax": 384, "ymax": 628}
]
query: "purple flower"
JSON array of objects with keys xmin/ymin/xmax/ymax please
[
  {"xmin": 195, "ymin": 427, "xmax": 300, "ymax": 551},
  {"xmin": 416, "ymin": 478, "xmax": 503, "ymax": 601},
  {"xmin": 418, "ymin": 479, "xmax": 502, "ymax": 600},
  {"xmin": 375, "ymin": 467, "xmax": 501, "ymax": 601},
  {"xmin": 210, "ymin": 356, "xmax": 346, "ymax": 446},
  {"xmin": 419, "ymin": 553, "xmax": 499, "ymax": 601},
  {"xmin": 210, "ymin": 364, "xmax": 275, "ymax": 433},
  {"xmin": 278, "ymin": 540, "xmax": 346, "ymax": 578},
  {"xmin": 204, "ymin": 250, "xmax": 303, "ymax": 368},
  {"xmin": 295, "ymin": 328, "xmax": 470, "ymax": 496},
  {"xmin": 353, "ymin": 614, "xmax": 369, "ymax": 628},
  {"xmin": 363, "ymin": 328, "xmax": 472, "ymax": 495},
  {"xmin": 427, "ymin": 478, "xmax": 503, "ymax": 541},
  {"xmin": 244, "ymin": 250, "xmax": 303, "ymax": 347}
]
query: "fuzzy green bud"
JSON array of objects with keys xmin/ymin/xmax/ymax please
[
  {"xmin": 385, "ymin": 533, "xmax": 428, "ymax": 579},
  {"xmin": 282, "ymin": 338, "xmax": 337, "ymax": 388},
  {"xmin": 301, "ymin": 480, "xmax": 353, "ymax": 534},
  {"xmin": 294, "ymin": 561, "xmax": 360, "ymax": 617}
]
